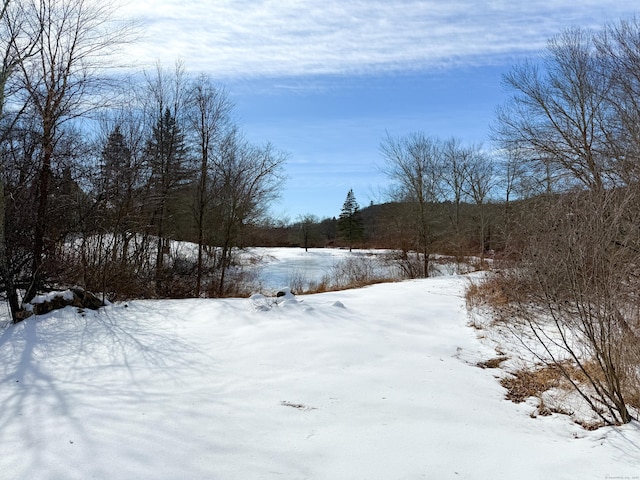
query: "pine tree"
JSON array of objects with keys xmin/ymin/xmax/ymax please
[
  {"xmin": 101, "ymin": 126, "xmax": 132, "ymax": 200},
  {"xmin": 99, "ymin": 125, "xmax": 140, "ymax": 264},
  {"xmin": 145, "ymin": 107, "xmax": 190, "ymax": 278},
  {"xmin": 337, "ymin": 189, "xmax": 364, "ymax": 251}
]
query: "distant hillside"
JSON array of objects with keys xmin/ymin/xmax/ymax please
[{"xmin": 246, "ymin": 199, "xmax": 519, "ymax": 257}]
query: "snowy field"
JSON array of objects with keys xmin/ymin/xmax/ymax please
[{"xmin": 0, "ymin": 248, "xmax": 639, "ymax": 479}]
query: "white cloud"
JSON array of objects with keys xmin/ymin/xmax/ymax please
[{"xmin": 117, "ymin": 0, "xmax": 640, "ymax": 77}]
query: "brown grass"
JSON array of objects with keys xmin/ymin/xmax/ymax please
[
  {"xmin": 555, "ymin": 359, "xmax": 640, "ymax": 411},
  {"xmin": 301, "ymin": 277, "xmax": 399, "ymax": 295},
  {"xmin": 465, "ymin": 273, "xmax": 512, "ymax": 311},
  {"xmin": 500, "ymin": 364, "xmax": 565, "ymax": 403}
]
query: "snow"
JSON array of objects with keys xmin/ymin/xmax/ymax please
[
  {"xmin": 0, "ymin": 248, "xmax": 639, "ymax": 479},
  {"xmin": 26, "ymin": 289, "xmax": 76, "ymax": 307},
  {"xmin": 250, "ymin": 247, "xmax": 392, "ymax": 291}
]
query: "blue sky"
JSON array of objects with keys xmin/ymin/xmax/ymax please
[{"xmin": 119, "ymin": 1, "xmax": 640, "ymax": 220}]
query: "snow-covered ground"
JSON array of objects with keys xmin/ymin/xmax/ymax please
[{"xmin": 0, "ymin": 249, "xmax": 639, "ymax": 479}]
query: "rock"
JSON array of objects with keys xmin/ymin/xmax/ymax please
[
  {"xmin": 276, "ymin": 287, "xmax": 295, "ymax": 298},
  {"xmin": 70, "ymin": 288, "xmax": 105, "ymax": 310},
  {"xmin": 14, "ymin": 309, "xmax": 33, "ymax": 321},
  {"xmin": 28, "ymin": 288, "xmax": 105, "ymax": 316}
]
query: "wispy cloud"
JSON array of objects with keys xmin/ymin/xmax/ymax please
[{"xmin": 119, "ymin": 1, "xmax": 639, "ymax": 77}]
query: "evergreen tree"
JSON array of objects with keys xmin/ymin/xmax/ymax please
[
  {"xmin": 337, "ymin": 189, "xmax": 364, "ymax": 251},
  {"xmin": 99, "ymin": 125, "xmax": 140, "ymax": 263},
  {"xmin": 101, "ymin": 126, "xmax": 133, "ymax": 200},
  {"xmin": 144, "ymin": 107, "xmax": 190, "ymax": 278}
]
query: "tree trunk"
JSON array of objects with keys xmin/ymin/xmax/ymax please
[
  {"xmin": 195, "ymin": 152, "xmax": 207, "ymax": 297},
  {"xmin": 218, "ymin": 243, "xmax": 229, "ymax": 296},
  {"xmin": 0, "ymin": 177, "xmax": 20, "ymax": 322},
  {"xmin": 25, "ymin": 143, "xmax": 52, "ymax": 303}
]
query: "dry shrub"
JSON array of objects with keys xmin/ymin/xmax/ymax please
[
  {"xmin": 500, "ymin": 359, "xmax": 639, "ymax": 428},
  {"xmin": 304, "ymin": 276, "xmax": 397, "ymax": 295},
  {"xmin": 626, "ymin": 383, "xmax": 640, "ymax": 412},
  {"xmin": 465, "ymin": 272, "xmax": 515, "ymax": 316},
  {"xmin": 516, "ymin": 189, "xmax": 640, "ymax": 425},
  {"xmin": 381, "ymin": 249, "xmax": 423, "ymax": 279},
  {"xmin": 302, "ymin": 255, "xmax": 398, "ymax": 293},
  {"xmin": 574, "ymin": 419, "xmax": 606, "ymax": 431},
  {"xmin": 501, "ymin": 365, "xmax": 565, "ymax": 403},
  {"xmin": 304, "ymin": 276, "xmax": 330, "ymax": 294},
  {"xmin": 206, "ymin": 267, "xmax": 261, "ymax": 298},
  {"xmin": 287, "ymin": 270, "xmax": 310, "ymax": 295},
  {"xmin": 331, "ymin": 256, "xmax": 377, "ymax": 287},
  {"xmin": 559, "ymin": 358, "xmax": 640, "ymax": 413},
  {"xmin": 560, "ymin": 359, "xmax": 606, "ymax": 386}
]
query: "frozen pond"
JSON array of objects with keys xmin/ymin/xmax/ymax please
[
  {"xmin": 246, "ymin": 247, "xmax": 391, "ymax": 292},
  {"xmin": 243, "ymin": 247, "xmax": 471, "ymax": 293}
]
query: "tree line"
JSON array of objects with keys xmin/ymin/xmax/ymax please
[
  {"xmin": 290, "ymin": 136, "xmax": 497, "ymax": 278},
  {"xmin": 0, "ymin": 0, "xmax": 286, "ymax": 321}
]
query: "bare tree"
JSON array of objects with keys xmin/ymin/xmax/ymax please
[
  {"xmin": 0, "ymin": 0, "xmax": 41, "ymax": 321},
  {"xmin": 17, "ymin": 0, "xmax": 134, "ymax": 303},
  {"xmin": 596, "ymin": 17, "xmax": 640, "ymax": 185},
  {"xmin": 297, "ymin": 213, "xmax": 319, "ymax": 252},
  {"xmin": 463, "ymin": 148, "xmax": 495, "ymax": 259},
  {"xmin": 212, "ymin": 131, "xmax": 286, "ymax": 295},
  {"xmin": 186, "ymin": 74, "xmax": 232, "ymax": 296},
  {"xmin": 441, "ymin": 137, "xmax": 471, "ymax": 237},
  {"xmin": 0, "ymin": 0, "xmax": 40, "ymax": 133},
  {"xmin": 380, "ymin": 132, "xmax": 443, "ymax": 277},
  {"xmin": 495, "ymin": 27, "xmax": 612, "ymax": 193},
  {"xmin": 495, "ymin": 146, "xmax": 530, "ymax": 250}
]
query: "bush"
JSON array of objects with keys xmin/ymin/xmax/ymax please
[{"xmin": 468, "ymin": 189, "xmax": 640, "ymax": 425}]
